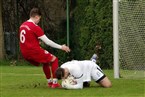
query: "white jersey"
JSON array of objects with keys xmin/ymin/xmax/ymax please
[{"xmin": 60, "ymin": 60, "xmax": 105, "ymax": 89}]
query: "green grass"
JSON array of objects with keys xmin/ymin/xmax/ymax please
[{"xmin": 0, "ymin": 62, "xmax": 145, "ymax": 97}]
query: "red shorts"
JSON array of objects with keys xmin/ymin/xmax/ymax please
[{"xmin": 22, "ymin": 49, "xmax": 53, "ymax": 66}]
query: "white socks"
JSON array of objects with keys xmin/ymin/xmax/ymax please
[
  {"xmin": 47, "ymin": 78, "xmax": 52, "ymax": 83},
  {"xmin": 52, "ymin": 78, "xmax": 58, "ymax": 84},
  {"xmin": 47, "ymin": 78, "xmax": 58, "ymax": 84}
]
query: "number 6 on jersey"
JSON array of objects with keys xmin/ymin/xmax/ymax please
[{"xmin": 20, "ymin": 30, "xmax": 26, "ymax": 43}]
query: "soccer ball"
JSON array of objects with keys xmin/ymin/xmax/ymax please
[{"xmin": 61, "ymin": 75, "xmax": 76, "ymax": 88}]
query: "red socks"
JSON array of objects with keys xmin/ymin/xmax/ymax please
[{"xmin": 42, "ymin": 58, "xmax": 58, "ymax": 79}]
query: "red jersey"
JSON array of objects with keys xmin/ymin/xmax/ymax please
[{"xmin": 19, "ymin": 20, "xmax": 44, "ymax": 55}]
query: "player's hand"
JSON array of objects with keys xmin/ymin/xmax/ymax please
[{"xmin": 61, "ymin": 44, "xmax": 71, "ymax": 53}]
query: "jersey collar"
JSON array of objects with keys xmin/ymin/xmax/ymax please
[{"xmin": 27, "ymin": 19, "xmax": 37, "ymax": 26}]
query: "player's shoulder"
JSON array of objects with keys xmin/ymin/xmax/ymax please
[
  {"xmin": 24, "ymin": 20, "xmax": 39, "ymax": 28},
  {"xmin": 21, "ymin": 21, "xmax": 34, "ymax": 28}
]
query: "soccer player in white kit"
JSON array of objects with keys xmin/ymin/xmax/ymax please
[{"xmin": 55, "ymin": 60, "xmax": 112, "ymax": 89}]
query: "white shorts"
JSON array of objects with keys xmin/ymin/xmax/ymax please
[{"xmin": 91, "ymin": 65, "xmax": 106, "ymax": 82}]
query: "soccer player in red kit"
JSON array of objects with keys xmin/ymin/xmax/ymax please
[{"xmin": 19, "ymin": 8, "xmax": 70, "ymax": 88}]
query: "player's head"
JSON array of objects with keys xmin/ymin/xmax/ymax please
[
  {"xmin": 55, "ymin": 68, "xmax": 65, "ymax": 80},
  {"xmin": 30, "ymin": 8, "xmax": 42, "ymax": 24}
]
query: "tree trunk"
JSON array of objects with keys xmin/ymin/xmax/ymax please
[{"xmin": 0, "ymin": 0, "xmax": 4, "ymax": 59}]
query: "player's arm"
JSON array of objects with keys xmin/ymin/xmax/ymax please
[
  {"xmin": 38, "ymin": 35, "xmax": 70, "ymax": 52},
  {"xmin": 39, "ymin": 35, "xmax": 62, "ymax": 49}
]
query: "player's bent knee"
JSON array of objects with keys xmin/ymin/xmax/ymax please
[
  {"xmin": 50, "ymin": 56, "xmax": 57, "ymax": 62},
  {"xmin": 104, "ymin": 82, "xmax": 112, "ymax": 88},
  {"xmin": 98, "ymin": 77, "xmax": 112, "ymax": 88}
]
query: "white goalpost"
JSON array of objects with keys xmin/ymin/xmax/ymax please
[
  {"xmin": 113, "ymin": 0, "xmax": 145, "ymax": 79},
  {"xmin": 113, "ymin": 0, "xmax": 119, "ymax": 78}
]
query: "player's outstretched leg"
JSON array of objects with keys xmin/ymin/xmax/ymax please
[{"xmin": 90, "ymin": 53, "xmax": 98, "ymax": 63}]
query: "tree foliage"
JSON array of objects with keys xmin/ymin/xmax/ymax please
[
  {"xmin": 2, "ymin": 0, "xmax": 113, "ymax": 68},
  {"xmin": 71, "ymin": 0, "xmax": 113, "ymax": 68},
  {"xmin": 2, "ymin": 0, "xmax": 75, "ymax": 60}
]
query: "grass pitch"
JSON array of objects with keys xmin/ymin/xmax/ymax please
[{"xmin": 0, "ymin": 61, "xmax": 144, "ymax": 97}]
